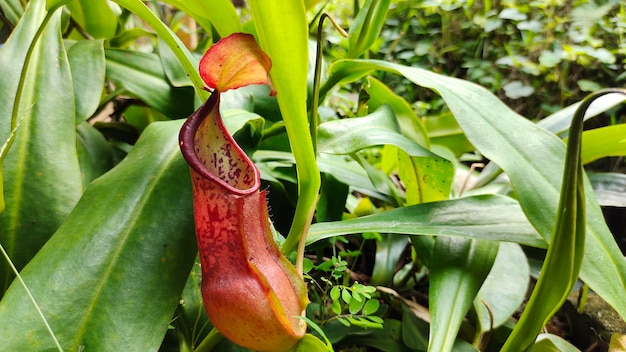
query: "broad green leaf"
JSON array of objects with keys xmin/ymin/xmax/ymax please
[
  {"xmin": 307, "ymin": 195, "xmax": 545, "ymax": 247},
  {"xmin": 428, "ymin": 237, "xmax": 498, "ymax": 352},
  {"xmin": 160, "ymin": 0, "xmax": 241, "ymax": 37},
  {"xmin": 67, "ymin": 39, "xmax": 106, "ymax": 123},
  {"xmin": 65, "ymin": 0, "xmax": 118, "ymax": 39},
  {"xmin": 531, "ymin": 334, "xmax": 580, "ymax": 352},
  {"xmin": 105, "ymin": 48, "xmax": 194, "ymax": 118},
  {"xmin": 578, "ymin": 124, "xmax": 626, "ymax": 164},
  {"xmin": 323, "ymin": 59, "xmax": 626, "ymax": 320},
  {"xmin": 0, "ymin": 1, "xmax": 83, "ymax": 293},
  {"xmin": 348, "ymin": 0, "xmax": 391, "ymax": 58},
  {"xmin": 503, "ymin": 91, "xmax": 621, "ymax": 350},
  {"xmin": 398, "ymin": 151, "xmax": 453, "ymax": 204},
  {"xmin": 0, "ymin": 120, "xmax": 196, "ymax": 350},
  {"xmin": 363, "ymin": 76, "xmax": 429, "ymax": 147},
  {"xmin": 588, "ymin": 172, "xmax": 626, "ymax": 207},
  {"xmin": 249, "ymin": 0, "xmax": 320, "ymax": 254},
  {"xmin": 474, "ymin": 242, "xmax": 530, "ymax": 331},
  {"xmin": 317, "ymin": 105, "xmax": 435, "ymax": 157}
]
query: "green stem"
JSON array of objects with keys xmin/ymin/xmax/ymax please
[
  {"xmin": 194, "ymin": 328, "xmax": 224, "ymax": 352},
  {"xmin": 247, "ymin": 0, "xmax": 321, "ymax": 262},
  {"xmin": 293, "ymin": 13, "xmax": 349, "ymax": 276},
  {"xmin": 309, "ymin": 13, "xmax": 348, "ymax": 155}
]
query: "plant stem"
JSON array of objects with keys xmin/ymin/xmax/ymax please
[
  {"xmin": 194, "ymin": 328, "xmax": 223, "ymax": 352},
  {"xmin": 294, "ymin": 13, "xmax": 349, "ymax": 277}
]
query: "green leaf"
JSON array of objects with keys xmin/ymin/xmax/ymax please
[
  {"xmin": 538, "ymin": 92, "xmax": 626, "ymax": 135},
  {"xmin": 348, "ymin": 0, "xmax": 391, "ymax": 58},
  {"xmin": 331, "ymin": 298, "xmax": 342, "ymax": 315},
  {"xmin": 323, "ymin": 59, "xmax": 626, "ymax": 321},
  {"xmin": 317, "ymin": 105, "xmax": 435, "ymax": 157},
  {"xmin": 160, "ymin": 0, "xmax": 241, "ymax": 36},
  {"xmin": 67, "ymin": 39, "xmax": 106, "ymax": 123},
  {"xmin": 0, "ymin": 0, "xmax": 23, "ymax": 25},
  {"xmin": 341, "ymin": 287, "xmax": 352, "ymax": 304},
  {"xmin": 428, "ymin": 237, "xmax": 499, "ymax": 352},
  {"xmin": 46, "ymin": 0, "xmax": 70, "ymax": 10},
  {"xmin": 105, "ymin": 48, "xmax": 194, "ymax": 118},
  {"xmin": 65, "ymin": 0, "xmax": 118, "ymax": 39},
  {"xmin": 503, "ymin": 90, "xmax": 622, "ymax": 350},
  {"xmin": 345, "ymin": 319, "xmax": 405, "ymax": 352},
  {"xmin": 578, "ymin": 124, "xmax": 626, "ymax": 164},
  {"xmin": 371, "ymin": 234, "xmax": 408, "ymax": 286},
  {"xmin": 0, "ymin": 120, "xmax": 197, "ymax": 350},
  {"xmin": 307, "ymin": 195, "xmax": 544, "ymax": 247},
  {"xmin": 348, "ymin": 296, "xmax": 365, "ymax": 314},
  {"xmin": 398, "ymin": 150, "xmax": 453, "ymax": 204},
  {"xmin": 158, "ymin": 38, "xmax": 193, "ymax": 88},
  {"xmin": 110, "ymin": 27, "xmax": 157, "ymax": 49},
  {"xmin": 362, "ymin": 299, "xmax": 380, "ymax": 316},
  {"xmin": 474, "ymin": 242, "xmax": 530, "ymax": 332},
  {"xmin": 111, "ymin": 0, "xmax": 208, "ymax": 100},
  {"xmin": 225, "ymin": 109, "xmax": 265, "ymax": 156},
  {"xmin": 531, "ymin": 334, "xmax": 580, "ymax": 352},
  {"xmin": 423, "ymin": 112, "xmax": 475, "ymax": 156},
  {"xmin": 294, "ymin": 333, "xmax": 332, "ymax": 352},
  {"xmin": 609, "ymin": 334, "xmax": 626, "ymax": 351},
  {"xmin": 363, "ymin": 76, "xmax": 429, "ymax": 147},
  {"xmin": 76, "ymin": 122, "xmax": 115, "ymax": 187},
  {"xmin": 0, "ymin": 1, "xmax": 83, "ymax": 293},
  {"xmin": 178, "ymin": 258, "xmax": 211, "ymax": 347},
  {"xmin": 330, "ymin": 285, "xmax": 341, "ymax": 301},
  {"xmin": 249, "ymin": 0, "xmax": 320, "ymax": 254},
  {"xmin": 401, "ymin": 306, "xmax": 429, "ymax": 351},
  {"xmin": 317, "ymin": 173, "xmax": 350, "ymax": 222}
]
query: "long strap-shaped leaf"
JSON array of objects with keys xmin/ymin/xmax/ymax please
[
  {"xmin": 321, "ymin": 59, "xmax": 626, "ymax": 321},
  {"xmin": 502, "ymin": 88, "xmax": 626, "ymax": 351},
  {"xmin": 248, "ymin": 0, "xmax": 321, "ymax": 255},
  {"xmin": 0, "ymin": 0, "xmax": 83, "ymax": 293}
]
